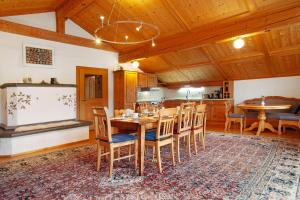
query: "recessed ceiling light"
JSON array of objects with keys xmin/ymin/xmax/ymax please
[{"xmin": 233, "ymin": 38, "xmax": 245, "ymax": 49}]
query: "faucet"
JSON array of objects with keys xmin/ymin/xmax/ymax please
[{"xmin": 186, "ymin": 89, "xmax": 191, "ymax": 100}]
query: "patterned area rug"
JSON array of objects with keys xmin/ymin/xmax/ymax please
[{"xmin": 0, "ymin": 132, "xmax": 300, "ymax": 200}]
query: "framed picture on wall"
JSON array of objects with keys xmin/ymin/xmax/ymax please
[{"xmin": 23, "ymin": 44, "xmax": 55, "ymax": 68}]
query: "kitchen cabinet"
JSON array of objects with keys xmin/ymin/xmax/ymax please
[
  {"xmin": 114, "ymin": 70, "xmax": 137, "ymax": 109},
  {"xmin": 147, "ymin": 74, "xmax": 158, "ymax": 87},
  {"xmin": 163, "ymin": 99, "xmax": 233, "ymax": 127},
  {"xmin": 137, "ymin": 73, "xmax": 158, "ymax": 88},
  {"xmin": 138, "ymin": 73, "xmax": 148, "ymax": 87}
]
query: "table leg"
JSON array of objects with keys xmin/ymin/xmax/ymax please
[{"xmin": 138, "ymin": 124, "xmax": 145, "ymax": 176}]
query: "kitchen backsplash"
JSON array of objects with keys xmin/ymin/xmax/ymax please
[{"xmin": 137, "ymin": 86, "xmax": 222, "ymax": 102}]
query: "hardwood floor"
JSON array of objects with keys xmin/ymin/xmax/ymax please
[{"xmin": 0, "ymin": 125, "xmax": 299, "ymax": 163}]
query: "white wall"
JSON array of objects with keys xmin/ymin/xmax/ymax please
[
  {"xmin": 0, "ymin": 31, "xmax": 118, "ymax": 114},
  {"xmin": 0, "ymin": 12, "xmax": 123, "ymax": 117},
  {"xmin": 234, "ymin": 76, "xmax": 300, "ymax": 104},
  {"xmin": 1, "ymin": 12, "xmax": 94, "ymax": 39}
]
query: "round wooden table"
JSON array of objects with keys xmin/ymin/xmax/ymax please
[{"xmin": 237, "ymin": 104, "xmax": 291, "ymax": 135}]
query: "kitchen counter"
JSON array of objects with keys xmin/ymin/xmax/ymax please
[{"xmin": 163, "ymin": 99, "xmax": 234, "ymax": 127}]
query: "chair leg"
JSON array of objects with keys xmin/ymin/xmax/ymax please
[
  {"xmin": 117, "ymin": 147, "xmax": 120, "ymax": 162},
  {"xmin": 109, "ymin": 146, "xmax": 114, "ymax": 177},
  {"xmin": 187, "ymin": 134, "xmax": 191, "ymax": 158},
  {"xmin": 104, "ymin": 147, "xmax": 108, "ymax": 161},
  {"xmin": 228, "ymin": 121, "xmax": 232, "ymax": 131},
  {"xmin": 175, "ymin": 136, "xmax": 180, "ymax": 163},
  {"xmin": 240, "ymin": 119, "xmax": 243, "ymax": 135},
  {"xmin": 170, "ymin": 139, "xmax": 176, "ymax": 167},
  {"xmin": 278, "ymin": 120, "xmax": 282, "ymax": 135},
  {"xmin": 97, "ymin": 143, "xmax": 102, "ymax": 171},
  {"xmin": 128, "ymin": 145, "xmax": 131, "ymax": 161},
  {"xmin": 283, "ymin": 126, "xmax": 286, "ymax": 133},
  {"xmin": 156, "ymin": 143, "xmax": 162, "ymax": 173},
  {"xmin": 193, "ymin": 132, "xmax": 198, "ymax": 155},
  {"xmin": 152, "ymin": 146, "xmax": 156, "ymax": 161},
  {"xmin": 224, "ymin": 119, "xmax": 228, "ymax": 132},
  {"xmin": 201, "ymin": 131, "xmax": 205, "ymax": 150},
  {"xmin": 134, "ymin": 141, "xmax": 138, "ymax": 169}
]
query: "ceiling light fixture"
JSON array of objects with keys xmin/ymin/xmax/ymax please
[
  {"xmin": 95, "ymin": 37, "xmax": 102, "ymax": 44},
  {"xmin": 233, "ymin": 38, "xmax": 245, "ymax": 49},
  {"xmin": 94, "ymin": 0, "xmax": 160, "ymax": 46},
  {"xmin": 131, "ymin": 61, "xmax": 140, "ymax": 69}
]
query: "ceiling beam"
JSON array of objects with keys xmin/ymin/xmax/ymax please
[
  {"xmin": 161, "ymin": 0, "xmax": 191, "ymax": 31},
  {"xmin": 55, "ymin": 0, "xmax": 94, "ymax": 33},
  {"xmin": 119, "ymin": 2, "xmax": 300, "ymax": 62},
  {"xmin": 0, "ymin": 19, "xmax": 115, "ymax": 52}
]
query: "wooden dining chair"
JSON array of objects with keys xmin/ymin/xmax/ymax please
[
  {"xmin": 93, "ymin": 107, "xmax": 138, "ymax": 177},
  {"xmin": 224, "ymin": 101, "xmax": 245, "ymax": 134},
  {"xmin": 191, "ymin": 104, "xmax": 206, "ymax": 154},
  {"xmin": 145, "ymin": 108, "xmax": 177, "ymax": 173},
  {"xmin": 174, "ymin": 102, "xmax": 195, "ymax": 162}
]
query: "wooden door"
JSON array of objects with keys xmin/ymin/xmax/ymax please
[
  {"xmin": 124, "ymin": 71, "xmax": 137, "ymax": 109},
  {"xmin": 76, "ymin": 66, "xmax": 108, "ymax": 125},
  {"xmin": 138, "ymin": 73, "xmax": 148, "ymax": 87}
]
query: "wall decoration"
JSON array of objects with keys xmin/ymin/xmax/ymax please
[
  {"xmin": 58, "ymin": 93, "xmax": 77, "ymax": 111},
  {"xmin": 23, "ymin": 44, "xmax": 55, "ymax": 68},
  {"xmin": 8, "ymin": 92, "xmax": 32, "ymax": 117}
]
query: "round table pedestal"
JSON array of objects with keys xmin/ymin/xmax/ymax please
[{"xmin": 244, "ymin": 110, "xmax": 277, "ymax": 136}]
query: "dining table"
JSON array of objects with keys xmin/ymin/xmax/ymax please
[
  {"xmin": 110, "ymin": 116, "xmax": 158, "ymax": 176},
  {"xmin": 238, "ymin": 103, "xmax": 291, "ymax": 135}
]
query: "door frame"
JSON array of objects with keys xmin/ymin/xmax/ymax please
[{"xmin": 76, "ymin": 66, "xmax": 108, "ymax": 120}]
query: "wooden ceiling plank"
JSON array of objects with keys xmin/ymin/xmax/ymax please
[
  {"xmin": 159, "ymin": 56, "xmax": 191, "ymax": 82},
  {"xmin": 0, "ymin": 19, "xmax": 115, "ymax": 52},
  {"xmin": 201, "ymin": 46, "xmax": 227, "ymax": 79},
  {"xmin": 217, "ymin": 52, "xmax": 265, "ymax": 64},
  {"xmin": 161, "ymin": 0, "xmax": 191, "ymax": 31},
  {"xmin": 56, "ymin": 0, "xmax": 94, "ymax": 19},
  {"xmin": 255, "ymin": 35, "xmax": 276, "ymax": 75},
  {"xmin": 119, "ymin": 2, "xmax": 300, "ymax": 62},
  {"xmin": 270, "ymin": 45, "xmax": 300, "ymax": 56}
]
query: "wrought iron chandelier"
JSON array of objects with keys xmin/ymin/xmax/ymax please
[{"xmin": 94, "ymin": 0, "xmax": 160, "ymax": 46}]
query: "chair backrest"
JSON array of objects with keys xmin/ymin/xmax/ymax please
[
  {"xmin": 93, "ymin": 107, "xmax": 112, "ymax": 142},
  {"xmin": 156, "ymin": 108, "xmax": 176, "ymax": 140},
  {"xmin": 193, "ymin": 104, "xmax": 206, "ymax": 129},
  {"xmin": 178, "ymin": 102, "xmax": 195, "ymax": 132},
  {"xmin": 114, "ymin": 109, "xmax": 125, "ymax": 117}
]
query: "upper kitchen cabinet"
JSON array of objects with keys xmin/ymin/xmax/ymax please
[{"xmin": 137, "ymin": 73, "xmax": 158, "ymax": 88}]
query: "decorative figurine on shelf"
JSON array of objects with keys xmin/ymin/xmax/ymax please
[
  {"xmin": 50, "ymin": 78, "xmax": 59, "ymax": 84},
  {"xmin": 261, "ymin": 96, "xmax": 266, "ymax": 106}
]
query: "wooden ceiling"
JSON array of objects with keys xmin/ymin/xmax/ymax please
[{"xmin": 1, "ymin": 0, "xmax": 300, "ymax": 85}]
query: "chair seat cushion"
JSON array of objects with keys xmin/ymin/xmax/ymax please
[
  {"xmin": 228, "ymin": 113, "xmax": 244, "ymax": 118},
  {"xmin": 278, "ymin": 113, "xmax": 299, "ymax": 121},
  {"xmin": 111, "ymin": 133, "xmax": 137, "ymax": 143},
  {"xmin": 145, "ymin": 130, "xmax": 157, "ymax": 141}
]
